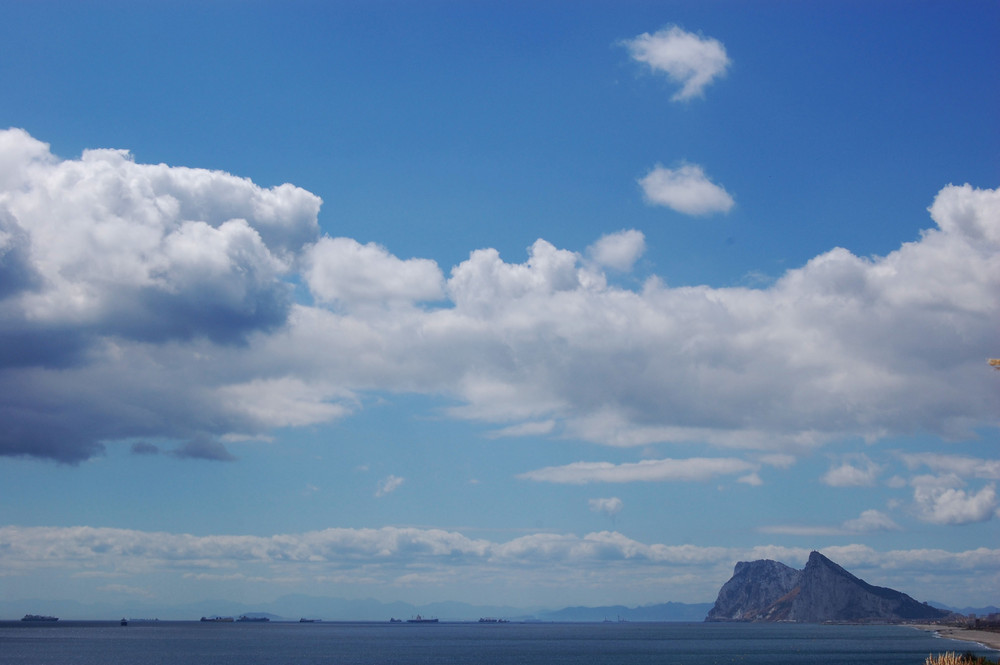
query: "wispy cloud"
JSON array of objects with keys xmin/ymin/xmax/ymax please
[
  {"xmin": 589, "ymin": 497, "xmax": 624, "ymax": 517},
  {"xmin": 375, "ymin": 475, "xmax": 405, "ymax": 498},
  {"xmin": 217, "ymin": 377, "xmax": 356, "ymax": 429},
  {"xmin": 900, "ymin": 452, "xmax": 1000, "ymax": 480},
  {"xmin": 519, "ymin": 457, "xmax": 758, "ymax": 484},
  {"xmin": 485, "ymin": 420, "xmax": 556, "ymax": 439},
  {"xmin": 761, "ymin": 509, "xmax": 901, "ymax": 536},
  {"xmin": 842, "ymin": 509, "xmax": 901, "ymax": 533},
  {"xmin": 622, "ymin": 25, "xmax": 730, "ymax": 101}
]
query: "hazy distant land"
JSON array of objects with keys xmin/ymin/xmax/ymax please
[{"xmin": 3, "ymin": 593, "xmax": 996, "ymax": 625}]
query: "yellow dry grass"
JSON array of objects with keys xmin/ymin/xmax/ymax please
[
  {"xmin": 926, "ymin": 655, "xmax": 965, "ymax": 665},
  {"xmin": 925, "ymin": 653, "xmax": 999, "ymax": 665}
]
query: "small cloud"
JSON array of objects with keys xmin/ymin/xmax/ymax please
[
  {"xmin": 375, "ymin": 474, "xmax": 405, "ymax": 498},
  {"xmin": 842, "ymin": 509, "xmax": 901, "ymax": 533},
  {"xmin": 588, "ymin": 497, "xmax": 624, "ymax": 517},
  {"xmin": 639, "ymin": 164, "xmax": 734, "ymax": 216},
  {"xmin": 622, "ymin": 25, "xmax": 730, "ymax": 101},
  {"xmin": 821, "ymin": 455, "xmax": 880, "ymax": 487},
  {"xmin": 130, "ymin": 441, "xmax": 160, "ymax": 456},
  {"xmin": 171, "ymin": 436, "xmax": 236, "ymax": 462},
  {"xmin": 587, "ymin": 230, "xmax": 646, "ymax": 272}
]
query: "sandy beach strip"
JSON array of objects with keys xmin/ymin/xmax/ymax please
[{"xmin": 909, "ymin": 625, "xmax": 1000, "ymax": 652}]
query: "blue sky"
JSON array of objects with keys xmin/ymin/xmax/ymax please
[{"xmin": 0, "ymin": 1, "xmax": 998, "ymax": 616}]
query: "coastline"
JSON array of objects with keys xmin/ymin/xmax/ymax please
[{"xmin": 909, "ymin": 625, "xmax": 1000, "ymax": 652}]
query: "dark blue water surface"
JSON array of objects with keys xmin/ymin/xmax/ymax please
[{"xmin": 0, "ymin": 621, "xmax": 994, "ymax": 665}]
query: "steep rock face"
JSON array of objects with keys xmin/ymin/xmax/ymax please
[
  {"xmin": 706, "ymin": 551, "xmax": 950, "ymax": 623},
  {"xmin": 705, "ymin": 559, "xmax": 801, "ymax": 621},
  {"xmin": 787, "ymin": 551, "xmax": 948, "ymax": 622}
]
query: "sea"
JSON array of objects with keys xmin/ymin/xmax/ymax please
[{"xmin": 0, "ymin": 620, "xmax": 995, "ymax": 665}]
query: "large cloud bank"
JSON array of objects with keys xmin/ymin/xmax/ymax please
[
  {"xmin": 1, "ymin": 524, "xmax": 996, "ymax": 606},
  {"xmin": 0, "ymin": 129, "xmax": 998, "ymax": 465}
]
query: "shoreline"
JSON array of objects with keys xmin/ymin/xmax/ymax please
[{"xmin": 909, "ymin": 625, "xmax": 1000, "ymax": 652}]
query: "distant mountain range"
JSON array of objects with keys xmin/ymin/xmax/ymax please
[
  {"xmin": 535, "ymin": 602, "xmax": 713, "ymax": 623},
  {"xmin": 706, "ymin": 551, "xmax": 950, "ymax": 623},
  {"xmin": 0, "ymin": 594, "xmax": 711, "ymax": 623},
  {"xmin": 929, "ymin": 602, "xmax": 1000, "ymax": 617},
  {"xmin": 5, "ymin": 556, "xmax": 991, "ymax": 623}
]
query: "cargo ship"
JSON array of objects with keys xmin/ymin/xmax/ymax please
[
  {"xmin": 406, "ymin": 615, "xmax": 438, "ymax": 623},
  {"xmin": 21, "ymin": 615, "xmax": 58, "ymax": 622}
]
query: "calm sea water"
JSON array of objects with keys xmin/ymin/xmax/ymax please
[{"xmin": 0, "ymin": 621, "xmax": 994, "ymax": 665}]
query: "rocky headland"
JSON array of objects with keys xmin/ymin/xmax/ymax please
[{"xmin": 706, "ymin": 550, "xmax": 951, "ymax": 623}]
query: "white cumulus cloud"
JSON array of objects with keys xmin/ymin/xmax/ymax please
[
  {"xmin": 623, "ymin": 25, "xmax": 731, "ymax": 101},
  {"xmin": 822, "ymin": 455, "xmax": 881, "ymax": 487},
  {"xmin": 639, "ymin": 164, "xmax": 735, "ymax": 215},
  {"xmin": 0, "ymin": 130, "xmax": 319, "ymax": 348},
  {"xmin": 587, "ymin": 229, "xmax": 646, "ymax": 271},
  {"xmin": 304, "ymin": 237, "xmax": 444, "ymax": 308},
  {"xmin": 912, "ymin": 477, "xmax": 998, "ymax": 525},
  {"xmin": 1, "ymin": 129, "xmax": 998, "ymax": 471}
]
